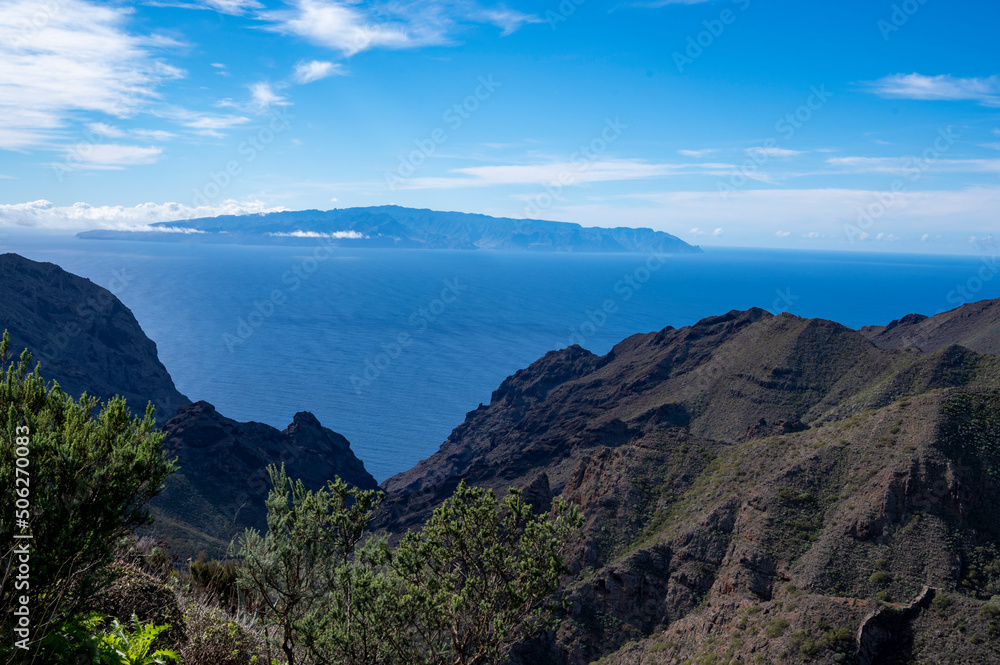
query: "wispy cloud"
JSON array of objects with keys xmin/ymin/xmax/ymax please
[
  {"xmin": 145, "ymin": 0, "xmax": 263, "ymax": 15},
  {"xmin": 0, "ymin": 0, "xmax": 184, "ymax": 150},
  {"xmin": 249, "ymin": 82, "xmax": 291, "ymax": 112},
  {"xmin": 263, "ymin": 0, "xmax": 542, "ymax": 58},
  {"xmin": 161, "ymin": 108, "xmax": 252, "ymax": 137},
  {"xmin": 57, "ymin": 143, "xmax": 163, "ymax": 170},
  {"xmin": 292, "ymin": 60, "xmax": 345, "ymax": 84},
  {"xmin": 396, "ymin": 158, "xmax": 736, "ymax": 189},
  {"xmin": 746, "ymin": 146, "xmax": 805, "ymax": 158},
  {"xmin": 866, "ymin": 73, "xmax": 1000, "ymax": 107},
  {"xmin": 826, "ymin": 156, "xmax": 1000, "ymax": 175},
  {"xmin": 0, "ymin": 198, "xmax": 286, "ymax": 230},
  {"xmin": 678, "ymin": 148, "xmax": 718, "ymax": 158}
]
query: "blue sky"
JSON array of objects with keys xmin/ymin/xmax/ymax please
[{"xmin": 0, "ymin": 0, "xmax": 998, "ymax": 253}]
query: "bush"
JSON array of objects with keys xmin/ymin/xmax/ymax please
[
  {"xmin": 0, "ymin": 333, "xmax": 176, "ymax": 657},
  {"xmin": 94, "ymin": 563, "xmax": 186, "ymax": 647},
  {"xmin": 980, "ymin": 602, "xmax": 1000, "ymax": 637},
  {"xmin": 189, "ymin": 555, "xmax": 241, "ymax": 610},
  {"xmin": 235, "ymin": 470, "xmax": 582, "ymax": 665},
  {"xmin": 766, "ymin": 617, "xmax": 790, "ymax": 638},
  {"xmin": 932, "ymin": 593, "xmax": 953, "ymax": 617},
  {"xmin": 869, "ymin": 571, "xmax": 892, "ymax": 586},
  {"xmin": 179, "ymin": 600, "xmax": 270, "ymax": 665}
]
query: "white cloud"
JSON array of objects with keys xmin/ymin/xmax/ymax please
[
  {"xmin": 249, "ymin": 82, "xmax": 290, "ymax": 112},
  {"xmin": 746, "ymin": 146, "xmax": 804, "ymax": 158},
  {"xmin": 921, "ymin": 233, "xmax": 931, "ymax": 242},
  {"xmin": 0, "ymin": 198, "xmax": 287, "ymax": 230},
  {"xmin": 689, "ymin": 227, "xmax": 706, "ymax": 236},
  {"xmin": 712, "ymin": 228, "xmax": 724, "ymax": 237},
  {"xmin": 263, "ymin": 0, "xmax": 542, "ymax": 57},
  {"xmin": 268, "ymin": 230, "xmax": 365, "ymax": 239},
  {"xmin": 293, "ymin": 60, "xmax": 344, "ymax": 84},
  {"xmin": 163, "ymin": 108, "xmax": 252, "ymax": 136},
  {"xmin": 58, "ymin": 144, "xmax": 163, "ymax": 170},
  {"xmin": 264, "ymin": 0, "xmax": 433, "ymax": 57},
  {"xmin": 87, "ymin": 122, "xmax": 126, "ymax": 138},
  {"xmin": 146, "ymin": 0, "xmax": 263, "ymax": 15},
  {"xmin": 775, "ymin": 230, "xmax": 791, "ymax": 238},
  {"xmin": 399, "ymin": 159, "xmax": 735, "ymax": 189},
  {"xmin": 131, "ymin": 128, "xmax": 177, "ymax": 141},
  {"xmin": 199, "ymin": 0, "xmax": 263, "ymax": 14},
  {"xmin": 866, "ymin": 73, "xmax": 1000, "ymax": 107},
  {"xmin": 826, "ymin": 156, "xmax": 1000, "ymax": 175},
  {"xmin": 678, "ymin": 148, "xmax": 718, "ymax": 158},
  {"xmin": 803, "ymin": 232, "xmax": 821, "ymax": 239},
  {"xmin": 0, "ymin": 0, "xmax": 184, "ymax": 150}
]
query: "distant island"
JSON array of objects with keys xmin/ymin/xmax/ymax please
[{"xmin": 77, "ymin": 205, "xmax": 702, "ymax": 254}]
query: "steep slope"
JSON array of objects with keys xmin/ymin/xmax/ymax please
[
  {"xmin": 861, "ymin": 296, "xmax": 1000, "ymax": 355},
  {"xmin": 77, "ymin": 205, "xmax": 701, "ymax": 254},
  {"xmin": 0, "ymin": 253, "xmax": 189, "ymax": 423},
  {"xmin": 563, "ymin": 388, "xmax": 1000, "ymax": 665},
  {"xmin": 375, "ymin": 299, "xmax": 1000, "ymax": 664},
  {"xmin": 151, "ymin": 401, "xmax": 377, "ymax": 559},
  {"xmin": 378, "ymin": 309, "xmax": 998, "ymax": 534}
]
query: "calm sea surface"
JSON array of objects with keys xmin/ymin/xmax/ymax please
[{"xmin": 5, "ymin": 234, "xmax": 998, "ymax": 481}]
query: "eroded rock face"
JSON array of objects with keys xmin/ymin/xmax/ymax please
[
  {"xmin": 0, "ymin": 253, "xmax": 189, "ymax": 423},
  {"xmin": 152, "ymin": 401, "xmax": 377, "ymax": 559}
]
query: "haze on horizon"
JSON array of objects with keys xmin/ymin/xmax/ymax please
[{"xmin": 0, "ymin": 0, "xmax": 997, "ymax": 254}]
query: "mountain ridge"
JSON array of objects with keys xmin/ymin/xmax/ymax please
[{"xmin": 76, "ymin": 205, "xmax": 702, "ymax": 254}]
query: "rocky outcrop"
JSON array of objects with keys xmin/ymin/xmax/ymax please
[
  {"xmin": 151, "ymin": 401, "xmax": 377, "ymax": 559},
  {"xmin": 861, "ymin": 296, "xmax": 1000, "ymax": 355},
  {"xmin": 856, "ymin": 586, "xmax": 936, "ymax": 665},
  {"xmin": 0, "ymin": 253, "xmax": 189, "ymax": 423}
]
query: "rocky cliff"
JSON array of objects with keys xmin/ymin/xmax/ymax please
[
  {"xmin": 151, "ymin": 401, "xmax": 378, "ymax": 559},
  {"xmin": 377, "ymin": 297, "xmax": 1000, "ymax": 664},
  {"xmin": 0, "ymin": 252, "xmax": 189, "ymax": 423}
]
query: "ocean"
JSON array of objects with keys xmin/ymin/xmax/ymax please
[{"xmin": 4, "ymin": 233, "xmax": 999, "ymax": 482}]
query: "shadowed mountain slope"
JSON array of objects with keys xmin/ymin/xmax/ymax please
[
  {"xmin": 861, "ymin": 296, "xmax": 1000, "ymax": 355},
  {"xmin": 0, "ymin": 252, "xmax": 189, "ymax": 423},
  {"xmin": 374, "ymin": 299, "xmax": 1000, "ymax": 664},
  {"xmin": 151, "ymin": 401, "xmax": 378, "ymax": 559}
]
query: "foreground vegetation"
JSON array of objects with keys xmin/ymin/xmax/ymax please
[{"xmin": 0, "ymin": 332, "xmax": 582, "ymax": 664}]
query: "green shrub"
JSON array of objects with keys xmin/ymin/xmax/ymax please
[
  {"xmin": 0, "ymin": 333, "xmax": 176, "ymax": 656},
  {"xmin": 932, "ymin": 593, "xmax": 953, "ymax": 617},
  {"xmin": 980, "ymin": 603, "xmax": 1000, "ymax": 637},
  {"xmin": 869, "ymin": 571, "xmax": 892, "ymax": 586},
  {"xmin": 179, "ymin": 601, "xmax": 268, "ymax": 665},
  {"xmin": 766, "ymin": 617, "xmax": 790, "ymax": 638}
]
